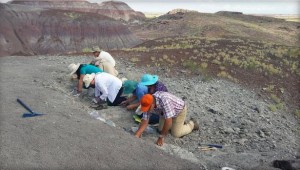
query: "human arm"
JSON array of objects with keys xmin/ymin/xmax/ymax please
[
  {"xmin": 95, "ymin": 83, "xmax": 101, "ymax": 98},
  {"xmin": 99, "ymin": 83, "xmax": 108, "ymax": 101},
  {"xmin": 134, "ymin": 119, "xmax": 149, "ymax": 138},
  {"xmin": 77, "ymin": 74, "xmax": 85, "ymax": 93},
  {"xmin": 156, "ymin": 118, "xmax": 172, "ymax": 146},
  {"xmin": 90, "ymin": 60, "xmax": 96, "ymax": 65},
  {"xmin": 120, "ymin": 95, "xmax": 137, "ymax": 106},
  {"xmin": 126, "ymin": 102, "xmax": 140, "ymax": 110}
]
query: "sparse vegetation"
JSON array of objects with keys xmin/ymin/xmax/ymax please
[
  {"xmin": 118, "ymin": 36, "xmax": 299, "ymax": 112},
  {"xmin": 268, "ymin": 104, "xmax": 277, "ymax": 112},
  {"xmin": 295, "ymin": 110, "xmax": 300, "ymax": 118},
  {"xmin": 64, "ymin": 12, "xmax": 81, "ymax": 19},
  {"xmin": 82, "ymin": 47, "xmax": 92, "ymax": 53}
]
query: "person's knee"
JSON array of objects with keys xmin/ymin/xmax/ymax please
[{"xmin": 171, "ymin": 130, "xmax": 182, "ymax": 138}]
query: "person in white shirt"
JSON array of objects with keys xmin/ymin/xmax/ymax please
[
  {"xmin": 91, "ymin": 47, "xmax": 118, "ymax": 76},
  {"xmin": 83, "ymin": 72, "xmax": 127, "ymax": 106}
]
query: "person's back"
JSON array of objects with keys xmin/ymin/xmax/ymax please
[
  {"xmin": 154, "ymin": 81, "xmax": 168, "ymax": 93},
  {"xmin": 135, "ymin": 83, "xmax": 149, "ymax": 101},
  {"xmin": 79, "ymin": 64, "xmax": 102, "ymax": 76},
  {"xmin": 98, "ymin": 51, "xmax": 116, "ymax": 67},
  {"xmin": 95, "ymin": 72, "xmax": 122, "ymax": 102},
  {"xmin": 97, "ymin": 61, "xmax": 118, "ymax": 76}
]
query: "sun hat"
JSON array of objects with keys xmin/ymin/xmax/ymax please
[
  {"xmin": 83, "ymin": 73, "xmax": 96, "ymax": 88},
  {"xmin": 92, "ymin": 46, "xmax": 101, "ymax": 52},
  {"xmin": 68, "ymin": 63, "xmax": 80, "ymax": 76},
  {"xmin": 123, "ymin": 80, "xmax": 138, "ymax": 94},
  {"xmin": 140, "ymin": 74, "xmax": 158, "ymax": 86},
  {"xmin": 140, "ymin": 94, "xmax": 154, "ymax": 112},
  {"xmin": 121, "ymin": 77, "xmax": 128, "ymax": 83}
]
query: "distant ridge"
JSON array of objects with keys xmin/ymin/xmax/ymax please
[
  {"xmin": 0, "ymin": 3, "xmax": 142, "ymax": 56},
  {"xmin": 167, "ymin": 8, "xmax": 198, "ymax": 15},
  {"xmin": 9, "ymin": 0, "xmax": 146, "ymax": 21},
  {"xmin": 130, "ymin": 10, "xmax": 299, "ymax": 46}
]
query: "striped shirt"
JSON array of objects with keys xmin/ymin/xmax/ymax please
[{"xmin": 142, "ymin": 91, "xmax": 184, "ymax": 120}]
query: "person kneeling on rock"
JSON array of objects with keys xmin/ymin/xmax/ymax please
[
  {"xmin": 83, "ymin": 72, "xmax": 127, "ymax": 106},
  {"xmin": 68, "ymin": 63, "xmax": 103, "ymax": 97},
  {"xmin": 120, "ymin": 74, "xmax": 168, "ymax": 110},
  {"xmin": 134, "ymin": 92, "xmax": 199, "ymax": 146},
  {"xmin": 90, "ymin": 47, "xmax": 119, "ymax": 77}
]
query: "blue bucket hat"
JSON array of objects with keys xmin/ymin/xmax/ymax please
[
  {"xmin": 140, "ymin": 74, "xmax": 158, "ymax": 86},
  {"xmin": 123, "ymin": 80, "xmax": 138, "ymax": 94}
]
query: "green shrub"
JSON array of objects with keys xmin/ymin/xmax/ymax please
[
  {"xmin": 270, "ymin": 94, "xmax": 281, "ymax": 104},
  {"xmin": 264, "ymin": 85, "xmax": 275, "ymax": 93},
  {"xmin": 275, "ymin": 103, "xmax": 284, "ymax": 110},
  {"xmin": 182, "ymin": 60, "xmax": 198, "ymax": 72},
  {"xmin": 200, "ymin": 62, "xmax": 208, "ymax": 69},
  {"xmin": 268, "ymin": 105, "xmax": 277, "ymax": 112},
  {"xmin": 212, "ymin": 59, "xmax": 221, "ymax": 65},
  {"xmin": 130, "ymin": 57, "xmax": 140, "ymax": 63},
  {"xmin": 295, "ymin": 109, "xmax": 300, "ymax": 118},
  {"xmin": 82, "ymin": 47, "xmax": 92, "ymax": 53},
  {"xmin": 217, "ymin": 71, "xmax": 228, "ymax": 78}
]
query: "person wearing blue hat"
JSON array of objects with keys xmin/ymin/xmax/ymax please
[
  {"xmin": 120, "ymin": 83, "xmax": 148, "ymax": 110},
  {"xmin": 120, "ymin": 74, "xmax": 168, "ymax": 124},
  {"xmin": 121, "ymin": 74, "xmax": 168, "ymax": 110},
  {"xmin": 140, "ymin": 74, "xmax": 168, "ymax": 94}
]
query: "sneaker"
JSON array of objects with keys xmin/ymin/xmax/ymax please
[
  {"xmin": 90, "ymin": 103, "xmax": 99, "ymax": 108},
  {"xmin": 92, "ymin": 98, "xmax": 98, "ymax": 104},
  {"xmin": 190, "ymin": 118, "xmax": 199, "ymax": 131},
  {"xmin": 95, "ymin": 104, "xmax": 108, "ymax": 110}
]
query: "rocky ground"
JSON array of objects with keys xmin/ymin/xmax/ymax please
[{"xmin": 1, "ymin": 55, "xmax": 299, "ymax": 170}]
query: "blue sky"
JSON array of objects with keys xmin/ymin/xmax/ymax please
[{"xmin": 1, "ymin": 0, "xmax": 299, "ymax": 14}]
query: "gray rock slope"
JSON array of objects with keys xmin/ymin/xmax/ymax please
[
  {"xmin": 1, "ymin": 55, "xmax": 299, "ymax": 170},
  {"xmin": 0, "ymin": 55, "xmax": 203, "ymax": 170}
]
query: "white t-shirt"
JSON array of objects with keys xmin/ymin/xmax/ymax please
[
  {"xmin": 95, "ymin": 51, "xmax": 116, "ymax": 67},
  {"xmin": 94, "ymin": 72, "xmax": 122, "ymax": 103}
]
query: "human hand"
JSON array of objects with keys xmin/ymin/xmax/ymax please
[
  {"xmin": 119, "ymin": 100, "xmax": 128, "ymax": 106},
  {"xmin": 73, "ymin": 91, "xmax": 82, "ymax": 97},
  {"xmin": 134, "ymin": 133, "xmax": 141, "ymax": 138},
  {"xmin": 126, "ymin": 104, "xmax": 136, "ymax": 110},
  {"xmin": 156, "ymin": 137, "xmax": 164, "ymax": 146},
  {"xmin": 92, "ymin": 97, "xmax": 101, "ymax": 104}
]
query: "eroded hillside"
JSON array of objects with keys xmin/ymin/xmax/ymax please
[
  {"xmin": 0, "ymin": 3, "xmax": 142, "ymax": 56},
  {"xmin": 111, "ymin": 36, "xmax": 300, "ymax": 113},
  {"xmin": 9, "ymin": 0, "xmax": 146, "ymax": 21},
  {"xmin": 128, "ymin": 11, "xmax": 300, "ymax": 46}
]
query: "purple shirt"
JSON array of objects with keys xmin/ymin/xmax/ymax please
[
  {"xmin": 142, "ymin": 91, "xmax": 185, "ymax": 120},
  {"xmin": 155, "ymin": 81, "xmax": 168, "ymax": 92}
]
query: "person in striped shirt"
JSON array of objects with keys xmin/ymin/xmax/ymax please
[{"xmin": 134, "ymin": 91, "xmax": 199, "ymax": 146}]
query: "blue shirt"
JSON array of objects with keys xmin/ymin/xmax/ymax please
[
  {"xmin": 79, "ymin": 64, "xmax": 103, "ymax": 75},
  {"xmin": 135, "ymin": 83, "xmax": 148, "ymax": 101}
]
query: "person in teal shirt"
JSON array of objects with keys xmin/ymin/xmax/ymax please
[{"xmin": 68, "ymin": 63, "xmax": 103, "ymax": 96}]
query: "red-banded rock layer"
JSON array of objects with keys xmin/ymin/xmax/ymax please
[
  {"xmin": 9, "ymin": 0, "xmax": 146, "ymax": 21},
  {"xmin": 0, "ymin": 3, "xmax": 142, "ymax": 56}
]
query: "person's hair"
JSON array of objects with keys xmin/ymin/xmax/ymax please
[{"xmin": 76, "ymin": 64, "xmax": 85, "ymax": 79}]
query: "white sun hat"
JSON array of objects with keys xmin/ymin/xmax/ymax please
[
  {"xmin": 83, "ymin": 73, "xmax": 96, "ymax": 88},
  {"xmin": 68, "ymin": 63, "xmax": 80, "ymax": 76},
  {"xmin": 92, "ymin": 46, "xmax": 101, "ymax": 52}
]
